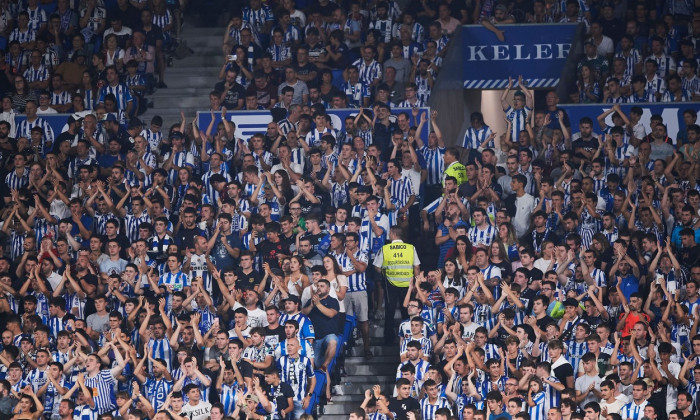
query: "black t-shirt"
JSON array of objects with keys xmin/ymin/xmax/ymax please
[
  {"xmin": 572, "ymin": 137, "xmax": 599, "ymax": 155},
  {"xmin": 236, "ymin": 359, "xmax": 254, "ymax": 379},
  {"xmin": 175, "ymin": 226, "xmax": 202, "ymax": 251},
  {"xmin": 257, "ymin": 240, "xmax": 290, "ymax": 271},
  {"xmin": 246, "ymin": 82, "xmax": 278, "ymax": 109},
  {"xmin": 139, "ymin": 24, "xmax": 164, "ymax": 49},
  {"xmin": 388, "ymin": 397, "xmax": 420, "ymax": 420},
  {"xmin": 264, "ymin": 324, "xmax": 285, "ymax": 348},
  {"xmin": 266, "ymin": 382, "xmax": 295, "ymax": 415},
  {"xmin": 215, "ymin": 81, "xmax": 246, "ymax": 109},
  {"xmin": 79, "ymin": 273, "xmax": 100, "ymax": 317},
  {"xmin": 535, "ymin": 315, "xmax": 555, "ymax": 331},
  {"xmin": 553, "ymin": 361, "xmax": 574, "ymax": 386},
  {"xmin": 294, "ymin": 62, "xmax": 318, "ymax": 82},
  {"xmin": 235, "ymin": 268, "xmax": 262, "ymax": 290},
  {"xmin": 304, "ymin": 295, "xmax": 340, "ymax": 338}
]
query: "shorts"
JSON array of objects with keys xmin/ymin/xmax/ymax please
[
  {"xmin": 345, "ymin": 290, "xmax": 368, "ymax": 322},
  {"xmin": 312, "ymin": 334, "xmax": 339, "ymax": 367}
]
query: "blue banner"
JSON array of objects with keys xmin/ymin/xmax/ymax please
[
  {"xmin": 559, "ymin": 103, "xmax": 700, "ymax": 142},
  {"xmin": 197, "ymin": 107, "xmax": 432, "ymax": 141},
  {"xmin": 15, "ymin": 114, "xmax": 73, "ymax": 138},
  {"xmin": 462, "ymin": 23, "xmax": 578, "ymax": 89}
]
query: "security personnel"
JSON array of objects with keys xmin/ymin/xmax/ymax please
[
  {"xmin": 374, "ymin": 225, "xmax": 421, "ymax": 345},
  {"xmin": 442, "ymin": 147, "xmax": 467, "ymax": 186}
]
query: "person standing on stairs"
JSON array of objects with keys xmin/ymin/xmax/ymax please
[{"xmin": 374, "ymin": 225, "xmax": 421, "ymax": 345}]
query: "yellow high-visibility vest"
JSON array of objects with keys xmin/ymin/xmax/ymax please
[
  {"xmin": 382, "ymin": 242, "xmax": 414, "ymax": 287},
  {"xmin": 444, "ymin": 162, "xmax": 468, "ymax": 186}
]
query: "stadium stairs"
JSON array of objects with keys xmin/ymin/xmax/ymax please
[
  {"xmin": 319, "ymin": 321, "xmax": 400, "ymax": 419},
  {"xmin": 140, "ymin": 19, "xmax": 403, "ymax": 418},
  {"xmin": 139, "ymin": 23, "xmax": 221, "ymax": 127}
]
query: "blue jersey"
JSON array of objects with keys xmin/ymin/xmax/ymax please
[
  {"xmin": 144, "ymin": 377, "xmax": 173, "ymax": 412},
  {"xmin": 528, "ymin": 392, "xmax": 546, "ymax": 420},
  {"xmin": 147, "ymin": 337, "xmax": 173, "ymax": 372},
  {"xmin": 83, "ymin": 370, "xmax": 117, "ymax": 414},
  {"xmin": 279, "ymin": 313, "xmax": 315, "ymax": 341},
  {"xmin": 277, "ymin": 355, "xmax": 315, "ymax": 401},
  {"xmin": 505, "ymin": 106, "xmax": 531, "ymax": 145}
]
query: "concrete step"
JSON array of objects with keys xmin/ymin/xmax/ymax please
[
  {"xmin": 346, "ymin": 345, "xmax": 399, "ymax": 358},
  {"xmin": 337, "ymin": 375, "xmax": 397, "ymax": 384},
  {"xmin": 321, "ymin": 395, "xmax": 365, "ymax": 403},
  {"xmin": 176, "ymin": 55, "xmax": 227, "ymax": 68},
  {"xmin": 321, "ymin": 415, "xmax": 356, "ymax": 420},
  {"xmin": 148, "ymin": 87, "xmax": 214, "ymax": 97},
  {"xmin": 164, "ymin": 76, "xmax": 220, "ymax": 89},
  {"xmin": 183, "ymin": 26, "xmax": 224, "ymax": 36},
  {"xmin": 344, "ymin": 363, "xmax": 397, "ymax": 376},
  {"xmin": 148, "ymin": 95, "xmax": 211, "ymax": 108},
  {"xmin": 340, "ymin": 381, "xmax": 397, "ymax": 396}
]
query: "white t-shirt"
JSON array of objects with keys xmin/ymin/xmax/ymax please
[
  {"xmin": 599, "ymin": 396, "xmax": 628, "ymax": 420},
  {"xmin": 181, "ymin": 401, "xmax": 212, "ymax": 420},
  {"xmin": 574, "ymin": 374, "xmax": 602, "ymax": 407},
  {"xmin": 534, "ymin": 258, "xmax": 553, "ymax": 274},
  {"xmin": 513, "ymin": 194, "xmax": 535, "ymax": 237},
  {"xmin": 246, "ymin": 307, "xmax": 269, "ymax": 328}
]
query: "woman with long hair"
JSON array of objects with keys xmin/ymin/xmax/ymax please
[
  {"xmin": 590, "ymin": 232, "xmax": 613, "ymax": 272},
  {"xmin": 11, "ymin": 75, "xmax": 35, "ymax": 112},
  {"xmin": 444, "ymin": 235, "xmax": 473, "ymax": 271},
  {"xmin": 286, "ymin": 255, "xmax": 309, "ymax": 297},
  {"xmin": 77, "ymin": 72, "xmax": 98, "ymax": 112},
  {"xmin": 320, "ymin": 254, "xmax": 348, "ymax": 401},
  {"xmin": 498, "ymin": 223, "xmax": 520, "ymax": 264},
  {"xmin": 273, "ymin": 169, "xmax": 296, "ymax": 209},
  {"xmin": 489, "ymin": 240, "xmax": 512, "ymax": 282},
  {"xmin": 441, "ymin": 257, "xmax": 466, "ymax": 300},
  {"xmin": 318, "ymin": 68, "xmax": 340, "ymax": 104},
  {"xmin": 322, "ymin": 254, "xmax": 348, "ymax": 309},
  {"xmin": 527, "ymin": 377, "xmax": 546, "ymax": 420},
  {"xmin": 576, "ymin": 63, "xmax": 600, "ymax": 103}
]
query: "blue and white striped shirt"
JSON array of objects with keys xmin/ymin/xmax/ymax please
[
  {"xmin": 23, "ymin": 64, "xmax": 49, "ymax": 84},
  {"xmin": 620, "ymin": 401, "xmax": 647, "ymax": 420},
  {"xmin": 333, "ymin": 249, "xmax": 368, "ymax": 292},
  {"xmin": 242, "ymin": 4, "xmax": 274, "ymax": 34},
  {"xmin": 159, "ymin": 271, "xmax": 189, "ymax": 292},
  {"xmin": 468, "ymin": 225, "xmax": 496, "ymax": 248},
  {"xmin": 277, "ymin": 355, "xmax": 315, "ymax": 401},
  {"xmin": 505, "ymin": 106, "xmax": 531, "ymax": 145},
  {"xmin": 83, "ymin": 370, "xmax": 117, "ymax": 414},
  {"xmin": 353, "ymin": 59, "xmax": 383, "ymax": 87},
  {"xmin": 389, "ymin": 175, "xmax": 414, "ymax": 208},
  {"xmin": 98, "ymin": 83, "xmax": 134, "ymax": 110},
  {"xmin": 5, "ymin": 168, "xmax": 29, "ymax": 190},
  {"xmin": 463, "ymin": 125, "xmax": 494, "ymax": 150},
  {"xmin": 420, "ymin": 396, "xmax": 451, "ymax": 420},
  {"xmin": 419, "ymin": 146, "xmax": 445, "ymax": 185}
]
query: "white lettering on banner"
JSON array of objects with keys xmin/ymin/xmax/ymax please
[{"xmin": 466, "ymin": 44, "xmax": 571, "ymax": 61}]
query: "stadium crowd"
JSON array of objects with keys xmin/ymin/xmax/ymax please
[{"xmin": 0, "ymin": 0, "xmax": 697, "ymax": 420}]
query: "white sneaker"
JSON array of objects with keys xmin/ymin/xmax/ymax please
[{"xmin": 332, "ymin": 385, "xmax": 345, "ymax": 396}]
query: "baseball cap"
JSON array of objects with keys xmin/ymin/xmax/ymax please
[
  {"xmin": 170, "ymin": 131, "xmax": 184, "ymax": 140},
  {"xmin": 105, "ymin": 114, "xmax": 118, "ymax": 122},
  {"xmin": 283, "ymin": 295, "xmax": 300, "ymax": 304}
]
